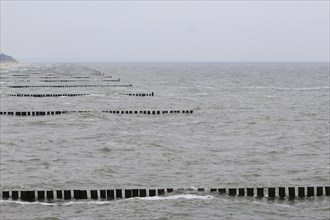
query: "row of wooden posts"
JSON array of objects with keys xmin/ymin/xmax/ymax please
[
  {"xmin": 123, "ymin": 92, "xmax": 154, "ymax": 97},
  {"xmin": 40, "ymin": 79, "xmax": 119, "ymax": 82},
  {"xmin": 0, "ymin": 110, "xmax": 193, "ymax": 116},
  {"xmin": 7, "ymin": 84, "xmax": 132, "ymax": 88},
  {"xmin": 40, "ymin": 76, "xmax": 113, "ymax": 79},
  {"xmin": 40, "ymin": 80, "xmax": 88, "ymax": 82},
  {"xmin": 0, "ymin": 76, "xmax": 113, "ymax": 79},
  {"xmin": 2, "ymin": 186, "xmax": 329, "ymax": 201},
  {"xmin": 7, "ymin": 92, "xmax": 154, "ymax": 97},
  {"xmin": 8, "ymin": 94, "xmax": 89, "ymax": 97}
]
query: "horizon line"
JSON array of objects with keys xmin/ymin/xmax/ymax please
[{"xmin": 10, "ymin": 59, "xmax": 330, "ymax": 63}]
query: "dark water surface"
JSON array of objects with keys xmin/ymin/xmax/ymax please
[{"xmin": 0, "ymin": 62, "xmax": 329, "ymax": 219}]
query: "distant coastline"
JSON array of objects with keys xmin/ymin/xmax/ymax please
[{"xmin": 0, "ymin": 53, "xmax": 17, "ymax": 63}]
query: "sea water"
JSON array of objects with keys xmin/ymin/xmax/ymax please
[{"xmin": 0, "ymin": 62, "xmax": 329, "ymax": 219}]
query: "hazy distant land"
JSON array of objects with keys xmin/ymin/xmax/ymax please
[{"xmin": 0, "ymin": 53, "xmax": 17, "ymax": 62}]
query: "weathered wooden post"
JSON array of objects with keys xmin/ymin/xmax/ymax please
[
  {"xmin": 228, "ymin": 188, "xmax": 237, "ymax": 196},
  {"xmin": 74, "ymin": 190, "xmax": 81, "ymax": 199},
  {"xmin": 167, "ymin": 188, "xmax": 174, "ymax": 193},
  {"xmin": 238, "ymin": 188, "xmax": 245, "ymax": 196},
  {"xmin": 2, "ymin": 191, "xmax": 9, "ymax": 199},
  {"xmin": 64, "ymin": 190, "xmax": 71, "ymax": 200},
  {"xmin": 38, "ymin": 191, "xmax": 45, "ymax": 200},
  {"xmin": 100, "ymin": 190, "xmax": 106, "ymax": 199},
  {"xmin": 279, "ymin": 187, "xmax": 285, "ymax": 198},
  {"xmin": 149, "ymin": 189, "xmax": 156, "ymax": 197},
  {"xmin": 307, "ymin": 187, "xmax": 314, "ymax": 197},
  {"xmin": 218, "ymin": 188, "xmax": 226, "ymax": 194},
  {"xmin": 107, "ymin": 190, "xmax": 114, "ymax": 200},
  {"xmin": 125, "ymin": 189, "xmax": 132, "ymax": 198},
  {"xmin": 21, "ymin": 191, "xmax": 28, "ymax": 201},
  {"xmin": 316, "ymin": 187, "xmax": 323, "ymax": 196},
  {"xmin": 325, "ymin": 186, "xmax": 330, "ymax": 196},
  {"xmin": 28, "ymin": 191, "xmax": 36, "ymax": 201},
  {"xmin": 91, "ymin": 190, "xmax": 98, "ymax": 199},
  {"xmin": 116, "ymin": 189, "xmax": 122, "ymax": 198},
  {"xmin": 288, "ymin": 187, "xmax": 295, "ymax": 199},
  {"xmin": 12, "ymin": 191, "xmax": 18, "ymax": 200},
  {"xmin": 247, "ymin": 188, "xmax": 254, "ymax": 196},
  {"xmin": 158, "ymin": 189, "xmax": 165, "ymax": 195},
  {"xmin": 268, "ymin": 188, "xmax": 275, "ymax": 198},
  {"xmin": 132, "ymin": 189, "xmax": 139, "ymax": 197},
  {"xmin": 257, "ymin": 188, "xmax": 264, "ymax": 198},
  {"xmin": 139, "ymin": 189, "xmax": 147, "ymax": 197},
  {"xmin": 56, "ymin": 190, "xmax": 63, "ymax": 199},
  {"xmin": 47, "ymin": 191, "xmax": 54, "ymax": 199},
  {"xmin": 298, "ymin": 187, "xmax": 305, "ymax": 198}
]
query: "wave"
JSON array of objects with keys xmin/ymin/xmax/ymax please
[
  {"xmin": 0, "ymin": 194, "xmax": 214, "ymax": 206},
  {"xmin": 89, "ymin": 94, "xmax": 105, "ymax": 97},
  {"xmin": 249, "ymin": 86, "xmax": 329, "ymax": 91},
  {"xmin": 136, "ymin": 194, "xmax": 214, "ymax": 201},
  {"xmin": 275, "ymin": 87, "xmax": 330, "ymax": 91},
  {"xmin": 195, "ymin": 85, "xmax": 215, "ymax": 89}
]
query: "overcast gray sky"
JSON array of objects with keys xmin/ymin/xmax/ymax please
[{"xmin": 0, "ymin": 1, "xmax": 329, "ymax": 62}]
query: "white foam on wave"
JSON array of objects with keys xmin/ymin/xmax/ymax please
[
  {"xmin": 1, "ymin": 200, "xmax": 56, "ymax": 206},
  {"xmin": 62, "ymin": 201, "xmax": 112, "ymax": 205},
  {"xmin": 0, "ymin": 195, "xmax": 214, "ymax": 206},
  {"xmin": 89, "ymin": 94, "xmax": 105, "ymax": 97},
  {"xmin": 136, "ymin": 194, "xmax": 214, "ymax": 201},
  {"xmin": 251, "ymin": 201, "xmax": 294, "ymax": 208},
  {"xmin": 0, "ymin": 199, "xmax": 113, "ymax": 206}
]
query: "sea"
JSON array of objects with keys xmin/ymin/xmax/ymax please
[{"xmin": 0, "ymin": 62, "xmax": 329, "ymax": 220}]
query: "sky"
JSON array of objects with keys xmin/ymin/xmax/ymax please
[{"xmin": 0, "ymin": 1, "xmax": 329, "ymax": 62}]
